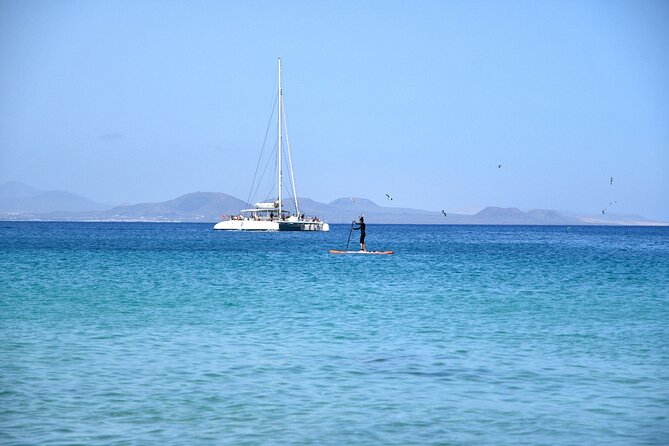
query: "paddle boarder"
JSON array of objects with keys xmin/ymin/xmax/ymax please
[{"xmin": 352, "ymin": 216, "xmax": 366, "ymax": 251}]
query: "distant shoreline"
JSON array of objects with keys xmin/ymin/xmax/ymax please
[
  {"xmin": 2, "ymin": 183, "xmax": 667, "ymax": 226},
  {"xmin": 2, "ymin": 218, "xmax": 667, "ymax": 227}
]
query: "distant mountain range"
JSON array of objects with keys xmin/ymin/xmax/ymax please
[
  {"xmin": 0, "ymin": 181, "xmax": 109, "ymax": 213},
  {"xmin": 0, "ymin": 181, "xmax": 665, "ymax": 225}
]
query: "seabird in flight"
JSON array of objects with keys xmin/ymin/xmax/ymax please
[{"xmin": 385, "ymin": 194, "xmax": 393, "ymax": 201}]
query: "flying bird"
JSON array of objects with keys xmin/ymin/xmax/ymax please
[
  {"xmin": 602, "ymin": 209, "xmax": 607, "ymax": 215},
  {"xmin": 385, "ymin": 194, "xmax": 393, "ymax": 201},
  {"xmin": 441, "ymin": 210, "xmax": 447, "ymax": 217},
  {"xmin": 610, "ymin": 177, "xmax": 613, "ymax": 185},
  {"xmin": 497, "ymin": 164, "xmax": 502, "ymax": 169}
]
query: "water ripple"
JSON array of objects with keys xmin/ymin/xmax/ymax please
[{"xmin": 1, "ymin": 223, "xmax": 668, "ymax": 445}]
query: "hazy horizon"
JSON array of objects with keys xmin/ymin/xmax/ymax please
[
  {"xmin": 3, "ymin": 180, "xmax": 666, "ymax": 224},
  {"xmin": 2, "ymin": 1, "xmax": 668, "ymax": 220}
]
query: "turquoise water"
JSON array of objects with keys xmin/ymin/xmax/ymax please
[{"xmin": 1, "ymin": 222, "xmax": 668, "ymax": 445}]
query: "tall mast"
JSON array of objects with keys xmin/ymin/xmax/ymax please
[{"xmin": 277, "ymin": 58, "xmax": 283, "ymax": 215}]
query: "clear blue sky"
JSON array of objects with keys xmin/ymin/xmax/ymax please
[{"xmin": 1, "ymin": 0, "xmax": 668, "ymax": 219}]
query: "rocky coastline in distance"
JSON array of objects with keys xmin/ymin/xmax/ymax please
[{"xmin": 0, "ymin": 182, "xmax": 666, "ymax": 226}]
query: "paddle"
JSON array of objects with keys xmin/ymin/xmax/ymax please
[{"xmin": 345, "ymin": 220, "xmax": 354, "ymax": 252}]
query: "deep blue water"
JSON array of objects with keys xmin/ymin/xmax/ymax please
[{"xmin": 1, "ymin": 222, "xmax": 668, "ymax": 445}]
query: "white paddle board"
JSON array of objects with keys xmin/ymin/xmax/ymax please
[{"xmin": 329, "ymin": 250, "xmax": 394, "ymax": 255}]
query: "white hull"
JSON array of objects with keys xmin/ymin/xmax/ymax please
[
  {"xmin": 213, "ymin": 219, "xmax": 329, "ymax": 231},
  {"xmin": 213, "ymin": 220, "xmax": 279, "ymax": 231}
]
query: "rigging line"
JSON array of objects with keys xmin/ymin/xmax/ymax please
[
  {"xmin": 267, "ymin": 146, "xmax": 278, "ymax": 201},
  {"xmin": 264, "ymin": 142, "xmax": 279, "ymax": 202},
  {"xmin": 278, "ymin": 127, "xmax": 295, "ymax": 212},
  {"xmin": 280, "ymin": 168, "xmax": 294, "ymax": 211},
  {"xmin": 245, "ymin": 91, "xmax": 279, "ymax": 207},
  {"xmin": 281, "ymin": 184, "xmax": 299, "ymax": 214},
  {"xmin": 253, "ymin": 140, "xmax": 278, "ymax": 204},
  {"xmin": 282, "ymin": 104, "xmax": 300, "ymax": 216},
  {"xmin": 281, "ymin": 142, "xmax": 298, "ymax": 213}
]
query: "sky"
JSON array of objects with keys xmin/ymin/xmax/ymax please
[{"xmin": 1, "ymin": 0, "xmax": 668, "ymax": 220}]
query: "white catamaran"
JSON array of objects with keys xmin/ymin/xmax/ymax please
[{"xmin": 214, "ymin": 59, "xmax": 329, "ymax": 231}]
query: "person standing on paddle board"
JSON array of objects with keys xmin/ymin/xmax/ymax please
[{"xmin": 352, "ymin": 216, "xmax": 366, "ymax": 251}]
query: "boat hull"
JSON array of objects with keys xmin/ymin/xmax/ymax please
[
  {"xmin": 213, "ymin": 220, "xmax": 329, "ymax": 231},
  {"xmin": 213, "ymin": 220, "xmax": 279, "ymax": 231},
  {"xmin": 279, "ymin": 221, "xmax": 329, "ymax": 231}
]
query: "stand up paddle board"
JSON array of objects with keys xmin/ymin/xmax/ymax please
[{"xmin": 329, "ymin": 250, "xmax": 394, "ymax": 255}]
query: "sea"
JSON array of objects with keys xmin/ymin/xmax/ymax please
[{"xmin": 1, "ymin": 222, "xmax": 668, "ymax": 445}]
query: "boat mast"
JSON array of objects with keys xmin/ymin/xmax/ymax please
[{"xmin": 277, "ymin": 58, "xmax": 283, "ymax": 216}]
